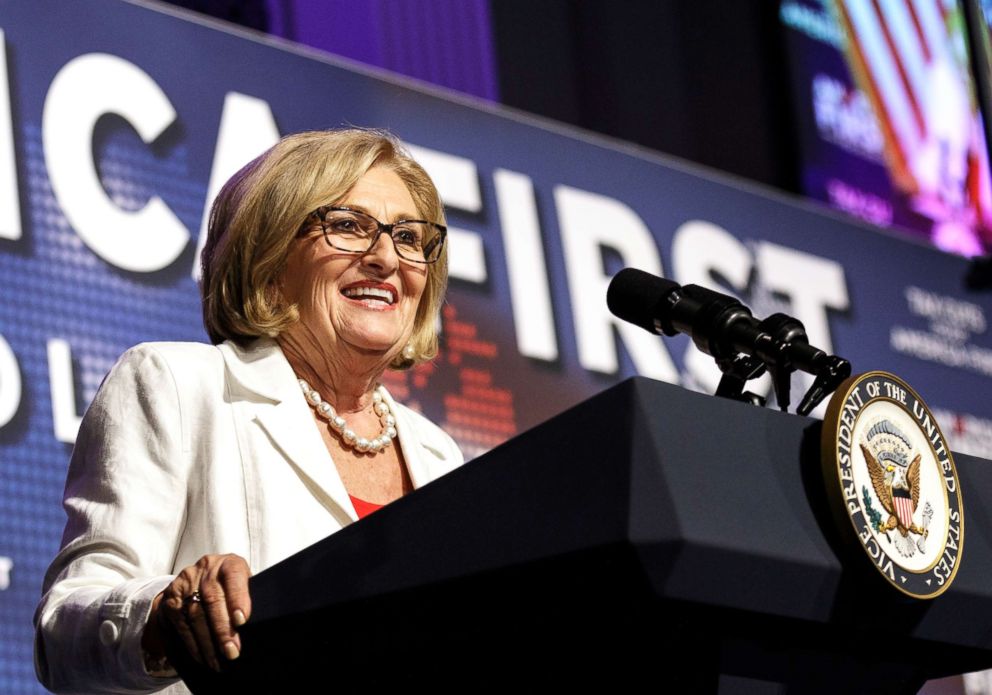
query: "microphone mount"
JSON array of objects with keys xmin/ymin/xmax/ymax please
[{"xmin": 607, "ymin": 269, "xmax": 851, "ymax": 415}]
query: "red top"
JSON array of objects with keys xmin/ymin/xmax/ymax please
[{"xmin": 349, "ymin": 494, "xmax": 384, "ymax": 519}]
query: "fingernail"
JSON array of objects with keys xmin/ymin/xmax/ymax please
[
  {"xmin": 233, "ymin": 609, "xmax": 246, "ymax": 627},
  {"xmin": 224, "ymin": 641, "xmax": 240, "ymax": 661}
]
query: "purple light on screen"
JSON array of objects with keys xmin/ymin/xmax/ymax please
[{"xmin": 269, "ymin": 0, "xmax": 499, "ymax": 102}]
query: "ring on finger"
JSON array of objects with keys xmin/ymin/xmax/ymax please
[{"xmin": 181, "ymin": 590, "xmax": 202, "ymax": 613}]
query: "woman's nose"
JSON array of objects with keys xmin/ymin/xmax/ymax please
[{"xmin": 360, "ymin": 230, "xmax": 400, "ymax": 273}]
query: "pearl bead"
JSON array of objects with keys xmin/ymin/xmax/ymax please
[
  {"xmin": 307, "ymin": 389, "xmax": 321, "ymax": 405},
  {"xmin": 343, "ymin": 429, "xmax": 357, "ymax": 443},
  {"xmin": 374, "ymin": 401, "xmax": 389, "ymax": 416},
  {"xmin": 372, "ymin": 390, "xmax": 383, "ymax": 404},
  {"xmin": 332, "ymin": 416, "xmax": 345, "ymax": 430},
  {"xmin": 317, "ymin": 402, "xmax": 333, "ymax": 417},
  {"xmin": 356, "ymin": 438, "xmax": 370, "ymax": 452},
  {"xmin": 380, "ymin": 436, "xmax": 391, "ymax": 448},
  {"xmin": 386, "ymin": 426, "xmax": 397, "ymax": 439},
  {"xmin": 385, "ymin": 414, "xmax": 396, "ymax": 427}
]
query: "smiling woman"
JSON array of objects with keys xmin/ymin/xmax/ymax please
[
  {"xmin": 34, "ymin": 129, "xmax": 463, "ymax": 694},
  {"xmin": 200, "ymin": 129, "xmax": 449, "ymax": 368},
  {"xmin": 280, "ymin": 166, "xmax": 431, "ymax": 370}
]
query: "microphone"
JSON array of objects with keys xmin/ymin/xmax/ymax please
[
  {"xmin": 606, "ymin": 268, "xmax": 850, "ymax": 414},
  {"xmin": 605, "ymin": 268, "xmax": 787, "ymax": 365},
  {"xmin": 965, "ymin": 255, "xmax": 992, "ymax": 291}
]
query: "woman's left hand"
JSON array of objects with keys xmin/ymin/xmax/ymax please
[{"xmin": 144, "ymin": 553, "xmax": 253, "ymax": 673}]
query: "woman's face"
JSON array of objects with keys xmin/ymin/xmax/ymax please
[{"xmin": 281, "ymin": 165, "xmax": 429, "ymax": 363}]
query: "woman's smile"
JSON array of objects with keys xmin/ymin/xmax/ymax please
[{"xmin": 340, "ymin": 280, "xmax": 398, "ymax": 309}]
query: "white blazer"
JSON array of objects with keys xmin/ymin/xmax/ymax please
[{"xmin": 34, "ymin": 339, "xmax": 464, "ymax": 694}]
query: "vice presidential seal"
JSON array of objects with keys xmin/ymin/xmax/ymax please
[{"xmin": 821, "ymin": 372, "xmax": 963, "ymax": 599}]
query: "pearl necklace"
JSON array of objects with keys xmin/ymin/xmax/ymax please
[{"xmin": 297, "ymin": 378, "xmax": 397, "ymax": 453}]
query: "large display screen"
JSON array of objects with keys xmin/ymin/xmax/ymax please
[{"xmin": 781, "ymin": 0, "xmax": 992, "ymax": 255}]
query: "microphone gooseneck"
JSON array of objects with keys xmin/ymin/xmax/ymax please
[{"xmin": 607, "ymin": 268, "xmax": 851, "ymax": 414}]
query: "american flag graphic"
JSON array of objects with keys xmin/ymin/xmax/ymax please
[
  {"xmin": 835, "ymin": 0, "xmax": 992, "ymax": 228},
  {"xmin": 893, "ymin": 488, "xmax": 915, "ymax": 528}
]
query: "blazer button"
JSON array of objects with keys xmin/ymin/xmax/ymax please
[{"xmin": 98, "ymin": 619, "xmax": 120, "ymax": 646}]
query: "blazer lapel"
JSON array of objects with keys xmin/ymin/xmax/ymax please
[
  {"xmin": 381, "ymin": 387, "xmax": 460, "ymax": 489},
  {"xmin": 220, "ymin": 339, "xmax": 357, "ymax": 523}
]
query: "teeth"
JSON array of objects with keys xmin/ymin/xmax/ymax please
[{"xmin": 343, "ymin": 286, "xmax": 395, "ymax": 304}]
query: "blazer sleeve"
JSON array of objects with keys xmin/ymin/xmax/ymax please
[{"xmin": 34, "ymin": 344, "xmax": 191, "ymax": 693}]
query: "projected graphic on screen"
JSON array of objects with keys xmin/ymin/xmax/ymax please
[{"xmin": 782, "ymin": 0, "xmax": 992, "ymax": 256}]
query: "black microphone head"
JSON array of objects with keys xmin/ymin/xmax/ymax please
[
  {"xmin": 965, "ymin": 254, "xmax": 992, "ymax": 290},
  {"xmin": 606, "ymin": 268, "xmax": 681, "ymax": 335}
]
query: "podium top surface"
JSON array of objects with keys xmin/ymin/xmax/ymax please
[{"xmin": 248, "ymin": 377, "xmax": 992, "ymax": 654}]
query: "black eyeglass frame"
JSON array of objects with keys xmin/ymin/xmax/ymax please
[{"xmin": 305, "ymin": 205, "xmax": 447, "ymax": 265}]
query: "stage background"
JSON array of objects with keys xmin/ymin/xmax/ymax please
[{"xmin": 2, "ymin": 1, "xmax": 991, "ymax": 692}]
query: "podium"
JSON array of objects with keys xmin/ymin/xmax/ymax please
[{"xmin": 177, "ymin": 378, "xmax": 992, "ymax": 694}]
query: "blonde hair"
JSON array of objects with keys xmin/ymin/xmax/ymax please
[{"xmin": 200, "ymin": 128, "xmax": 448, "ymax": 368}]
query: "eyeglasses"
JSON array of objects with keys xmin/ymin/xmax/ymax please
[{"xmin": 304, "ymin": 206, "xmax": 447, "ymax": 264}]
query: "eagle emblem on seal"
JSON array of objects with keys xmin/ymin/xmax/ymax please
[{"xmin": 859, "ymin": 419, "xmax": 933, "ymax": 558}]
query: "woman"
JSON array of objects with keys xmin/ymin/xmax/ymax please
[{"xmin": 34, "ymin": 129, "xmax": 463, "ymax": 693}]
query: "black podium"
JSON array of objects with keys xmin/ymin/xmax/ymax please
[{"xmin": 177, "ymin": 378, "xmax": 992, "ymax": 694}]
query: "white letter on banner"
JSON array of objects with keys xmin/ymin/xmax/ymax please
[
  {"xmin": 405, "ymin": 143, "xmax": 487, "ymax": 284},
  {"xmin": 755, "ymin": 242, "xmax": 849, "ymax": 416},
  {"xmin": 192, "ymin": 92, "xmax": 279, "ymax": 280},
  {"xmin": 755, "ymin": 242, "xmax": 848, "ymax": 355},
  {"xmin": 555, "ymin": 185, "xmax": 677, "ymax": 381},
  {"xmin": 672, "ymin": 220, "xmax": 760, "ymax": 394},
  {"xmin": 43, "ymin": 54, "xmax": 188, "ymax": 272},
  {"xmin": 494, "ymin": 169, "xmax": 557, "ymax": 360},
  {"xmin": 47, "ymin": 338, "xmax": 81, "ymax": 444},
  {"xmin": 0, "ymin": 30, "xmax": 21, "ymax": 241},
  {"xmin": 0, "ymin": 333, "xmax": 21, "ymax": 429}
]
